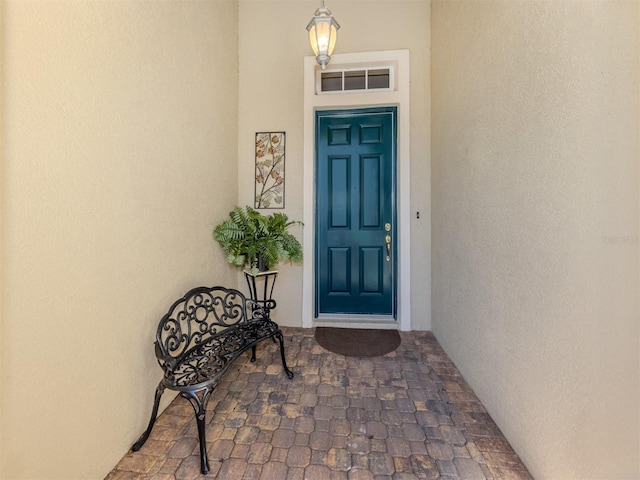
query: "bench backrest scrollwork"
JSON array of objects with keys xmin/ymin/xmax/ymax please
[{"xmin": 155, "ymin": 286, "xmax": 249, "ymax": 368}]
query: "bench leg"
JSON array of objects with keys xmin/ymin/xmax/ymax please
[
  {"xmin": 182, "ymin": 388, "xmax": 214, "ymax": 475},
  {"xmin": 251, "ymin": 345, "xmax": 256, "ymax": 362},
  {"xmin": 132, "ymin": 381, "xmax": 165, "ymax": 451},
  {"xmin": 276, "ymin": 332, "xmax": 294, "ymax": 379}
]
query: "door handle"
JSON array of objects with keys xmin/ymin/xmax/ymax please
[{"xmin": 385, "ymin": 235, "xmax": 391, "ymax": 262}]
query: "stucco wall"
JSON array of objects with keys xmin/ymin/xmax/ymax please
[
  {"xmin": 0, "ymin": 1, "xmax": 239, "ymax": 478},
  {"xmin": 432, "ymin": 1, "xmax": 639, "ymax": 478},
  {"xmin": 238, "ymin": 0, "xmax": 431, "ymax": 329}
]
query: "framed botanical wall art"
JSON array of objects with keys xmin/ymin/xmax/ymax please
[{"xmin": 255, "ymin": 132, "xmax": 285, "ymax": 209}]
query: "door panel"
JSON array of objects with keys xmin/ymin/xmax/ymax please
[
  {"xmin": 329, "ymin": 247, "xmax": 350, "ymax": 292},
  {"xmin": 329, "ymin": 156, "xmax": 350, "ymax": 228},
  {"xmin": 316, "ymin": 108, "xmax": 396, "ymax": 316},
  {"xmin": 361, "ymin": 155, "xmax": 381, "ymax": 228}
]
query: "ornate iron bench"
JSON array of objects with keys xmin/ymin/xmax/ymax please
[{"xmin": 132, "ymin": 285, "xmax": 294, "ymax": 474}]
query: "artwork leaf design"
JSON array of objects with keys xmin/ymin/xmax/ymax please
[{"xmin": 255, "ymin": 132, "xmax": 285, "ymax": 209}]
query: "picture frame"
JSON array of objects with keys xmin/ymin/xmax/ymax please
[{"xmin": 254, "ymin": 131, "xmax": 285, "ymax": 209}]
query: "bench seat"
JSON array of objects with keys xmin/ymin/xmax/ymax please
[{"xmin": 166, "ymin": 318, "xmax": 282, "ymax": 389}]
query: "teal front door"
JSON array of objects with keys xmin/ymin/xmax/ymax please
[{"xmin": 315, "ymin": 107, "xmax": 397, "ymax": 316}]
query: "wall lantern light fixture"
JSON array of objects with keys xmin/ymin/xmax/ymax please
[{"xmin": 306, "ymin": 1, "xmax": 340, "ymax": 70}]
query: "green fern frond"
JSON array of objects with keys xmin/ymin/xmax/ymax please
[{"xmin": 213, "ymin": 205, "xmax": 303, "ymax": 271}]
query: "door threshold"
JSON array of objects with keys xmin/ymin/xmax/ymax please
[{"xmin": 314, "ymin": 315, "xmax": 398, "ymax": 330}]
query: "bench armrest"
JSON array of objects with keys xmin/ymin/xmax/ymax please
[{"xmin": 154, "ymin": 340, "xmax": 177, "ymax": 372}]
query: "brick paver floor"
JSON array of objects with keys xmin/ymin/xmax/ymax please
[{"xmin": 107, "ymin": 328, "xmax": 532, "ymax": 479}]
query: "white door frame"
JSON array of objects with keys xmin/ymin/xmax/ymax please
[{"xmin": 303, "ymin": 49, "xmax": 412, "ymax": 331}]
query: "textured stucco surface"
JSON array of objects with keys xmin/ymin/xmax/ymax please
[
  {"xmin": 1, "ymin": 1, "xmax": 239, "ymax": 478},
  {"xmin": 432, "ymin": 1, "xmax": 639, "ymax": 478}
]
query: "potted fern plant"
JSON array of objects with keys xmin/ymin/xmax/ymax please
[{"xmin": 213, "ymin": 205, "xmax": 303, "ymax": 275}]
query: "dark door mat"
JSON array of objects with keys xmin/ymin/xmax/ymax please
[{"xmin": 314, "ymin": 327, "xmax": 401, "ymax": 357}]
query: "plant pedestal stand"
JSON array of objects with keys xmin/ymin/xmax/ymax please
[{"xmin": 243, "ymin": 269, "xmax": 279, "ymax": 318}]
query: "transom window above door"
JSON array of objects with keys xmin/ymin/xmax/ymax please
[{"xmin": 316, "ymin": 67, "xmax": 394, "ymax": 94}]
